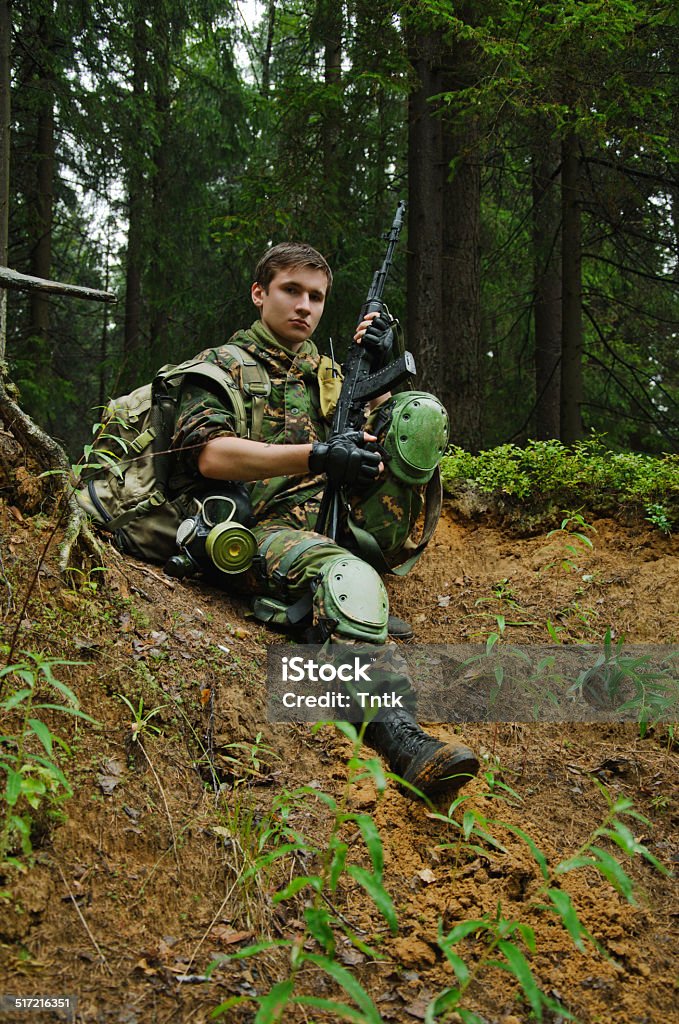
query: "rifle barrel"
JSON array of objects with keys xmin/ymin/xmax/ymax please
[{"xmin": 317, "ymin": 200, "xmax": 407, "ymax": 541}]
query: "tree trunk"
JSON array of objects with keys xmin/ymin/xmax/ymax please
[
  {"xmin": 407, "ymin": 23, "xmax": 481, "ymax": 451},
  {"xmin": 560, "ymin": 130, "xmax": 584, "ymax": 444},
  {"xmin": 261, "ymin": 0, "xmax": 276, "ymax": 96},
  {"xmin": 531, "ymin": 134, "xmax": 562, "ymax": 439},
  {"xmin": 0, "ymin": 0, "xmax": 10, "ymax": 365},
  {"xmin": 99, "ymin": 235, "xmax": 112, "ymax": 408},
  {"xmin": 406, "ymin": 30, "xmax": 443, "ymax": 390},
  {"xmin": 122, "ymin": 10, "xmax": 148, "ymax": 391},
  {"xmin": 321, "ymin": 0, "xmax": 342, "ymax": 186},
  {"xmin": 148, "ymin": 21, "xmax": 171, "ymax": 364},
  {"xmin": 440, "ymin": 88, "xmax": 481, "ymax": 451},
  {"xmin": 28, "ymin": 24, "xmax": 55, "ymax": 362}
]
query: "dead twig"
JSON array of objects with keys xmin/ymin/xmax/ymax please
[
  {"xmin": 185, "ymin": 876, "xmax": 241, "ymax": 975},
  {"xmin": 54, "ymin": 860, "xmax": 112, "ymax": 974},
  {"xmin": 137, "ymin": 738, "xmax": 181, "ymax": 872},
  {"xmin": 133, "ymin": 563, "xmax": 176, "ymax": 590}
]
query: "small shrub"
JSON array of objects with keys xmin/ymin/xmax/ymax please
[
  {"xmin": 0, "ymin": 652, "xmax": 96, "ymax": 870},
  {"xmin": 440, "ymin": 437, "xmax": 679, "ymax": 531}
]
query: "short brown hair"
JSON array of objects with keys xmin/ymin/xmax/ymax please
[{"xmin": 254, "ymin": 242, "xmax": 333, "ymax": 294}]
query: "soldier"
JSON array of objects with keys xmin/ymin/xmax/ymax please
[{"xmin": 171, "ymin": 242, "xmax": 479, "ymax": 798}]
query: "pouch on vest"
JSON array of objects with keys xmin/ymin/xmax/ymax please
[{"xmin": 318, "ymin": 355, "xmax": 343, "ymax": 420}]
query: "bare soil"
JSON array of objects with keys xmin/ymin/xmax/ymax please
[{"xmin": 0, "ymin": 491, "xmax": 677, "ymax": 1024}]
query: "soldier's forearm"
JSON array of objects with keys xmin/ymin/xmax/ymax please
[{"xmin": 198, "ymin": 435, "xmax": 313, "ymax": 482}]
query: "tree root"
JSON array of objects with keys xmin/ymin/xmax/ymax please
[
  {"xmin": 57, "ymin": 488, "xmax": 104, "ymax": 573},
  {"xmin": 0, "ymin": 381, "xmax": 105, "ymax": 573}
]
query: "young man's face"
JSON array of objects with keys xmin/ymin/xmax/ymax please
[{"xmin": 251, "ymin": 265, "xmax": 327, "ymax": 350}]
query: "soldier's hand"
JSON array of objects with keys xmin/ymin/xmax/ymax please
[
  {"xmin": 309, "ymin": 431, "xmax": 382, "ymax": 486},
  {"xmin": 354, "ymin": 311, "xmax": 395, "ymax": 368}
]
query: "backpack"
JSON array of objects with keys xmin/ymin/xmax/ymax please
[{"xmin": 75, "ymin": 346, "xmax": 271, "ymax": 563}]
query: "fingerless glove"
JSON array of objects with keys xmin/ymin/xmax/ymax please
[{"xmin": 309, "ymin": 431, "xmax": 382, "ymax": 487}]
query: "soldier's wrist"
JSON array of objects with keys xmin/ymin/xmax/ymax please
[{"xmin": 309, "ymin": 441, "xmax": 328, "ymax": 474}]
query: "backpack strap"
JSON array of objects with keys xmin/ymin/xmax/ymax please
[
  {"xmin": 158, "ymin": 349, "xmax": 271, "ymax": 442},
  {"xmin": 220, "ymin": 345, "xmax": 271, "ymax": 441},
  {"xmin": 99, "ymin": 487, "xmax": 168, "ymax": 531},
  {"xmin": 156, "ymin": 359, "xmax": 249, "ymax": 441}
]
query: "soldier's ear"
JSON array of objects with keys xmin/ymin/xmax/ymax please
[{"xmin": 251, "ymin": 282, "xmax": 265, "ymax": 308}]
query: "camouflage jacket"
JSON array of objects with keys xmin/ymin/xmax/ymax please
[{"xmin": 172, "ymin": 320, "xmax": 332, "ymax": 521}]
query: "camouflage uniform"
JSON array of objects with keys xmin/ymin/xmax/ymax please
[
  {"xmin": 172, "ymin": 319, "xmax": 428, "ymax": 633},
  {"xmin": 172, "ymin": 319, "xmax": 480, "ymax": 799}
]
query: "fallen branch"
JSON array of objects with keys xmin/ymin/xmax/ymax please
[{"xmin": 0, "ymin": 265, "xmax": 116, "ymax": 303}]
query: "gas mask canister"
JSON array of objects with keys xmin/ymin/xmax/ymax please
[{"xmin": 165, "ymin": 490, "xmax": 257, "ymax": 580}]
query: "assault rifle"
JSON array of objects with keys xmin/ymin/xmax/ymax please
[{"xmin": 316, "ymin": 200, "xmax": 416, "ymax": 541}]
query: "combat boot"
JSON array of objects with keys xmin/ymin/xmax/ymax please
[
  {"xmin": 364, "ymin": 709, "xmax": 478, "ymax": 798},
  {"xmin": 387, "ymin": 614, "xmax": 414, "ymax": 640}
]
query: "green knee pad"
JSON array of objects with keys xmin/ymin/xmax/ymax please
[
  {"xmin": 313, "ymin": 555, "xmax": 389, "ymax": 643},
  {"xmin": 382, "ymin": 392, "xmax": 449, "ymax": 484}
]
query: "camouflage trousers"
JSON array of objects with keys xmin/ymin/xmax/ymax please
[{"xmin": 238, "ymin": 398, "xmax": 432, "ymax": 638}]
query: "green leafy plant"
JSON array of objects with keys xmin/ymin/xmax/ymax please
[
  {"xmin": 644, "ymin": 502, "xmax": 672, "ymax": 535},
  {"xmin": 575, "ymin": 633, "xmax": 679, "ymax": 731},
  {"xmin": 63, "ymin": 565, "xmax": 109, "ymax": 593},
  {"xmin": 116, "ymin": 693, "xmax": 167, "ymax": 743},
  {"xmin": 440, "ymin": 438, "xmax": 679, "ymax": 531},
  {"xmin": 207, "ymin": 720, "xmax": 396, "ymax": 1022},
  {"xmin": 116, "ymin": 692, "xmax": 182, "ymax": 867},
  {"xmin": 0, "ymin": 652, "xmax": 96, "ymax": 869},
  {"xmin": 69, "ymin": 412, "xmax": 131, "ymax": 484},
  {"xmin": 546, "ymin": 510, "xmax": 596, "ymax": 572},
  {"xmin": 203, "ymin": 742, "xmax": 671, "ymax": 1024},
  {"xmin": 219, "ymin": 731, "xmax": 281, "ymax": 786},
  {"xmin": 472, "ymin": 581, "xmax": 537, "ymax": 639},
  {"xmin": 424, "ymin": 782, "xmax": 670, "ymax": 1022}
]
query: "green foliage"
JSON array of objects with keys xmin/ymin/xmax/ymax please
[
  {"xmin": 218, "ymin": 731, "xmax": 281, "ymax": 786},
  {"xmin": 116, "ymin": 693, "xmax": 167, "ymax": 743},
  {"xmin": 207, "ymin": 723, "xmax": 395, "ymax": 1022},
  {"xmin": 0, "ymin": 652, "xmax": 96, "ymax": 871},
  {"xmin": 6, "ymin": 0, "xmax": 678, "ymax": 455},
  {"xmin": 546, "ymin": 510, "xmax": 596, "ymax": 572},
  {"xmin": 573, "ymin": 632, "xmax": 679, "ymax": 730},
  {"xmin": 441, "ymin": 437, "xmax": 679, "ymax": 530},
  {"xmin": 203, "ymin": 730, "xmax": 671, "ymax": 1023},
  {"xmin": 423, "ymin": 778, "xmax": 669, "ymax": 1022}
]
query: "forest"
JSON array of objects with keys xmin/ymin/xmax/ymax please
[{"xmin": 0, "ymin": 0, "xmax": 677, "ymax": 457}]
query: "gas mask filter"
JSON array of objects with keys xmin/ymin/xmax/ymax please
[{"xmin": 166, "ymin": 493, "xmax": 257, "ymax": 579}]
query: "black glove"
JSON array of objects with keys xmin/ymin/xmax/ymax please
[
  {"xmin": 309, "ymin": 431, "xmax": 382, "ymax": 487},
  {"xmin": 361, "ymin": 314, "xmax": 395, "ymax": 368}
]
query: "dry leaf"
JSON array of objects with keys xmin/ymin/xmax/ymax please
[
  {"xmin": 211, "ymin": 927, "xmax": 255, "ymax": 946},
  {"xmin": 97, "ymin": 758, "xmax": 124, "ymax": 795},
  {"xmin": 135, "ymin": 958, "xmax": 159, "ymax": 976},
  {"xmin": 337, "ymin": 946, "xmax": 365, "ymax": 966}
]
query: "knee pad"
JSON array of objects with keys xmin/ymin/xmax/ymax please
[
  {"xmin": 312, "ymin": 555, "xmax": 389, "ymax": 643},
  {"xmin": 382, "ymin": 392, "xmax": 449, "ymax": 484}
]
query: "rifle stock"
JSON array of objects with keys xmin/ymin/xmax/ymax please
[{"xmin": 316, "ymin": 201, "xmax": 415, "ymax": 540}]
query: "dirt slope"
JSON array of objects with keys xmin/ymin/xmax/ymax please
[{"xmin": 0, "ymin": 501, "xmax": 677, "ymax": 1024}]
